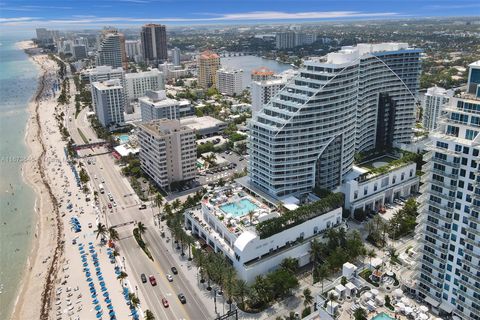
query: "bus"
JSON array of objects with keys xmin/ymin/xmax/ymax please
[{"xmin": 99, "ymin": 184, "xmax": 104, "ymax": 194}]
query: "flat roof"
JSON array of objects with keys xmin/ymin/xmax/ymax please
[{"xmin": 180, "ymin": 116, "xmax": 226, "ymax": 130}]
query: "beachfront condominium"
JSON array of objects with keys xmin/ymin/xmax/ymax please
[
  {"xmin": 96, "ymin": 30, "xmax": 128, "ymax": 70},
  {"xmin": 216, "ymin": 68, "xmax": 244, "ymax": 96},
  {"xmin": 275, "ymin": 32, "xmax": 296, "ymax": 49},
  {"xmin": 125, "ymin": 69, "xmax": 165, "ymax": 103},
  {"xmin": 172, "ymin": 47, "xmax": 181, "ymax": 66},
  {"xmin": 251, "ymin": 67, "xmax": 275, "ymax": 82},
  {"xmin": 138, "ymin": 119, "xmax": 196, "ymax": 189},
  {"xmin": 140, "ymin": 90, "xmax": 193, "ymax": 122},
  {"xmin": 197, "ymin": 50, "xmax": 221, "ymax": 89},
  {"xmin": 251, "ymin": 78, "xmax": 287, "ymax": 114},
  {"xmin": 248, "ymin": 43, "xmax": 421, "ymax": 199},
  {"xmin": 91, "ymin": 79, "xmax": 126, "ymax": 127},
  {"xmin": 422, "ymin": 86, "xmax": 453, "ymax": 131},
  {"xmin": 141, "ymin": 24, "xmax": 168, "ymax": 66},
  {"xmin": 86, "ymin": 65, "xmax": 125, "ymax": 84},
  {"xmin": 415, "ymin": 68, "xmax": 480, "ymax": 319}
]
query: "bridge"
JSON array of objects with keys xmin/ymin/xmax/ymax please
[{"xmin": 73, "ymin": 141, "xmax": 109, "ymax": 151}]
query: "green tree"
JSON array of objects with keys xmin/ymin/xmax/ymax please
[
  {"xmin": 117, "ymin": 271, "xmax": 128, "ymax": 285},
  {"xmin": 137, "ymin": 222, "xmax": 147, "ymax": 236},
  {"xmin": 280, "ymin": 257, "xmax": 299, "ymax": 274},
  {"xmin": 108, "ymin": 227, "xmax": 120, "ymax": 242},
  {"xmin": 353, "ymin": 308, "xmax": 368, "ymax": 320},
  {"xmin": 128, "ymin": 292, "xmax": 140, "ymax": 309},
  {"xmin": 95, "ymin": 223, "xmax": 107, "ymax": 239},
  {"xmin": 233, "ymin": 279, "xmax": 249, "ymax": 308},
  {"xmin": 302, "ymin": 288, "xmax": 313, "ymax": 308},
  {"xmin": 144, "ymin": 309, "xmax": 155, "ymax": 320}
]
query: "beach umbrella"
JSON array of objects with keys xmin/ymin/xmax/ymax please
[
  {"xmin": 83, "ymin": 263, "xmax": 88, "ymax": 267},
  {"xmin": 86, "ymin": 272, "xmax": 91, "ymax": 277},
  {"xmin": 86, "ymin": 277, "xmax": 92, "ymax": 282},
  {"xmin": 105, "ymin": 298, "xmax": 111, "ymax": 304},
  {"xmin": 100, "ymin": 281, "xmax": 105, "ymax": 287},
  {"xmin": 96, "ymin": 312, "xmax": 102, "ymax": 319},
  {"xmin": 95, "ymin": 305, "xmax": 101, "ymax": 311},
  {"xmin": 101, "ymin": 287, "xmax": 107, "ymax": 292},
  {"xmin": 103, "ymin": 292, "xmax": 109, "ymax": 297},
  {"xmin": 91, "ymin": 293, "xmax": 97, "ymax": 299},
  {"xmin": 96, "ymin": 267, "xmax": 101, "ymax": 272},
  {"xmin": 108, "ymin": 304, "xmax": 113, "ymax": 310},
  {"xmin": 98, "ymin": 276, "xmax": 104, "ymax": 281},
  {"xmin": 93, "ymin": 298, "xmax": 99, "ymax": 304}
]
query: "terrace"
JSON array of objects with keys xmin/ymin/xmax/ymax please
[{"xmin": 355, "ymin": 152, "xmax": 418, "ymax": 181}]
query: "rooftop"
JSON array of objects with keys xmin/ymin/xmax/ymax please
[
  {"xmin": 251, "ymin": 67, "xmax": 274, "ymax": 76},
  {"xmin": 180, "ymin": 116, "xmax": 226, "ymax": 131},
  {"xmin": 138, "ymin": 119, "xmax": 191, "ymax": 137},
  {"xmin": 92, "ymin": 79, "xmax": 123, "ymax": 90},
  {"xmin": 199, "ymin": 50, "xmax": 219, "ymax": 60}
]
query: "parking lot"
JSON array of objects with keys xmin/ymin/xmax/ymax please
[{"xmin": 199, "ymin": 150, "xmax": 247, "ymax": 184}]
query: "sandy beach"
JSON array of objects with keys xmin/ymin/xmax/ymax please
[
  {"xmin": 11, "ymin": 41, "xmax": 135, "ymax": 320},
  {"xmin": 10, "ymin": 40, "xmax": 64, "ymax": 320}
]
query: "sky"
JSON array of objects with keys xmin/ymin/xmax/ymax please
[{"xmin": 1, "ymin": 0, "xmax": 479, "ymax": 32}]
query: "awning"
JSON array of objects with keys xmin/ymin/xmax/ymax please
[
  {"xmin": 424, "ymin": 295, "xmax": 440, "ymax": 308},
  {"xmin": 439, "ymin": 301, "xmax": 454, "ymax": 313}
]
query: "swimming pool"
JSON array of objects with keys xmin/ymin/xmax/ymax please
[
  {"xmin": 371, "ymin": 313, "xmax": 394, "ymax": 320},
  {"xmin": 220, "ymin": 198, "xmax": 258, "ymax": 217},
  {"xmin": 117, "ymin": 134, "xmax": 130, "ymax": 144}
]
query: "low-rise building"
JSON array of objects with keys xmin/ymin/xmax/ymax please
[
  {"xmin": 138, "ymin": 119, "xmax": 196, "ymax": 189},
  {"xmin": 125, "ymin": 69, "xmax": 164, "ymax": 103},
  {"xmin": 91, "ymin": 79, "xmax": 126, "ymax": 127},
  {"xmin": 140, "ymin": 90, "xmax": 193, "ymax": 122},
  {"xmin": 180, "ymin": 116, "xmax": 227, "ymax": 137},
  {"xmin": 341, "ymin": 154, "xmax": 419, "ymax": 213},
  {"xmin": 184, "ymin": 184, "xmax": 344, "ymax": 283}
]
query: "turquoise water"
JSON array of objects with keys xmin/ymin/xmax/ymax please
[
  {"xmin": 117, "ymin": 134, "xmax": 130, "ymax": 144},
  {"xmin": 0, "ymin": 34, "xmax": 38, "ymax": 319},
  {"xmin": 220, "ymin": 198, "xmax": 258, "ymax": 217},
  {"xmin": 371, "ymin": 313, "xmax": 395, "ymax": 320},
  {"xmin": 220, "ymin": 55, "xmax": 292, "ymax": 87}
]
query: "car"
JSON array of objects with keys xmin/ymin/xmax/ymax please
[
  {"xmin": 140, "ymin": 274, "xmax": 147, "ymax": 283},
  {"xmin": 112, "ymin": 202, "xmax": 117, "ymax": 207},
  {"xmin": 149, "ymin": 275, "xmax": 157, "ymax": 286},
  {"xmin": 171, "ymin": 267, "xmax": 178, "ymax": 275},
  {"xmin": 177, "ymin": 293, "xmax": 186, "ymax": 304},
  {"xmin": 139, "ymin": 204, "xmax": 147, "ymax": 210},
  {"xmin": 162, "ymin": 298, "xmax": 169, "ymax": 308},
  {"xmin": 166, "ymin": 274, "xmax": 173, "ymax": 282},
  {"xmin": 107, "ymin": 203, "xmax": 112, "ymax": 209}
]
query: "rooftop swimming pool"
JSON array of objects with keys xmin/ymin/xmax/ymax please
[
  {"xmin": 371, "ymin": 313, "xmax": 394, "ymax": 320},
  {"xmin": 117, "ymin": 134, "xmax": 130, "ymax": 144},
  {"xmin": 220, "ymin": 198, "xmax": 258, "ymax": 217}
]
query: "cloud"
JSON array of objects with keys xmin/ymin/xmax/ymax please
[
  {"xmin": 0, "ymin": 17, "xmax": 39, "ymax": 22},
  {"xmin": 426, "ymin": 4, "xmax": 480, "ymax": 9},
  {"xmin": 117, "ymin": 0, "xmax": 151, "ymax": 3},
  {"xmin": 0, "ymin": 10, "xmax": 400, "ymax": 27}
]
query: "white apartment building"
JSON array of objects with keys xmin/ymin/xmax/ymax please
[
  {"xmin": 125, "ymin": 69, "xmax": 164, "ymax": 103},
  {"xmin": 139, "ymin": 90, "xmax": 193, "ymax": 122},
  {"xmin": 341, "ymin": 159, "xmax": 419, "ymax": 213},
  {"xmin": 138, "ymin": 119, "xmax": 196, "ymax": 189},
  {"xmin": 172, "ymin": 47, "xmax": 181, "ymax": 66},
  {"xmin": 216, "ymin": 68, "xmax": 244, "ymax": 96},
  {"xmin": 96, "ymin": 31, "xmax": 127, "ymax": 69},
  {"xmin": 248, "ymin": 43, "xmax": 421, "ymax": 199},
  {"xmin": 184, "ymin": 184, "xmax": 343, "ymax": 283},
  {"xmin": 86, "ymin": 65, "xmax": 125, "ymax": 84},
  {"xmin": 91, "ymin": 79, "xmax": 126, "ymax": 127},
  {"xmin": 125, "ymin": 40, "xmax": 141, "ymax": 59},
  {"xmin": 416, "ymin": 76, "xmax": 480, "ymax": 319},
  {"xmin": 159, "ymin": 63, "xmax": 190, "ymax": 80},
  {"xmin": 250, "ymin": 78, "xmax": 287, "ymax": 114},
  {"xmin": 422, "ymin": 86, "xmax": 453, "ymax": 131}
]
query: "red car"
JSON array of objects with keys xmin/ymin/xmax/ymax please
[
  {"xmin": 162, "ymin": 298, "xmax": 169, "ymax": 308},
  {"xmin": 149, "ymin": 275, "xmax": 157, "ymax": 286},
  {"xmin": 107, "ymin": 203, "xmax": 112, "ymax": 209}
]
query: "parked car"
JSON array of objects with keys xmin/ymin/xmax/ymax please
[
  {"xmin": 107, "ymin": 203, "xmax": 112, "ymax": 209},
  {"xmin": 171, "ymin": 267, "xmax": 178, "ymax": 275},
  {"xmin": 139, "ymin": 204, "xmax": 147, "ymax": 210},
  {"xmin": 166, "ymin": 274, "xmax": 173, "ymax": 282},
  {"xmin": 140, "ymin": 274, "xmax": 147, "ymax": 283},
  {"xmin": 149, "ymin": 275, "xmax": 157, "ymax": 286},
  {"xmin": 177, "ymin": 293, "xmax": 186, "ymax": 304}
]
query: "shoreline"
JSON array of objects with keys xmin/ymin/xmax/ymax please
[{"xmin": 10, "ymin": 40, "xmax": 64, "ymax": 320}]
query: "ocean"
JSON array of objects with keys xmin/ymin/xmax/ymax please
[{"xmin": 0, "ymin": 35, "xmax": 39, "ymax": 319}]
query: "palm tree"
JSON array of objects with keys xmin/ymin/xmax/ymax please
[
  {"xmin": 316, "ymin": 264, "xmax": 329, "ymax": 294},
  {"xmin": 128, "ymin": 292, "xmax": 140, "ymax": 309},
  {"xmin": 144, "ymin": 309, "xmax": 155, "ymax": 320},
  {"xmin": 94, "ymin": 222, "xmax": 107, "ymax": 239},
  {"xmin": 367, "ymin": 249, "xmax": 377, "ymax": 269},
  {"xmin": 247, "ymin": 210, "xmax": 255, "ymax": 224},
  {"xmin": 310, "ymin": 238, "xmax": 324, "ymax": 273},
  {"xmin": 353, "ymin": 307, "xmax": 368, "ymax": 320},
  {"xmin": 302, "ymin": 288, "xmax": 313, "ymax": 308},
  {"xmin": 117, "ymin": 271, "xmax": 128, "ymax": 285},
  {"xmin": 280, "ymin": 257, "xmax": 298, "ymax": 274},
  {"xmin": 172, "ymin": 199, "xmax": 181, "ymax": 212},
  {"xmin": 233, "ymin": 279, "xmax": 249, "ymax": 309},
  {"xmin": 137, "ymin": 222, "xmax": 147, "ymax": 236},
  {"xmin": 163, "ymin": 203, "xmax": 172, "ymax": 216},
  {"xmin": 154, "ymin": 193, "xmax": 163, "ymax": 213},
  {"xmin": 108, "ymin": 227, "xmax": 119, "ymax": 242}
]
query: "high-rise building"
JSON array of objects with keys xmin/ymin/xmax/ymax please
[
  {"xmin": 248, "ymin": 43, "xmax": 421, "ymax": 199},
  {"xmin": 416, "ymin": 66, "xmax": 480, "ymax": 319},
  {"xmin": 125, "ymin": 69, "xmax": 165, "ymax": 103},
  {"xmin": 422, "ymin": 86, "xmax": 453, "ymax": 131},
  {"xmin": 86, "ymin": 66, "xmax": 125, "ymax": 84},
  {"xmin": 140, "ymin": 90, "xmax": 193, "ymax": 122},
  {"xmin": 125, "ymin": 40, "xmax": 141, "ymax": 59},
  {"xmin": 36, "ymin": 28, "xmax": 56, "ymax": 45},
  {"xmin": 140, "ymin": 24, "xmax": 168, "ymax": 65},
  {"xmin": 172, "ymin": 47, "xmax": 181, "ymax": 66},
  {"xmin": 467, "ymin": 60, "xmax": 480, "ymax": 97},
  {"xmin": 251, "ymin": 67, "xmax": 275, "ymax": 82},
  {"xmin": 275, "ymin": 32, "xmax": 296, "ymax": 49},
  {"xmin": 197, "ymin": 51, "xmax": 221, "ymax": 89},
  {"xmin": 250, "ymin": 78, "xmax": 287, "ymax": 114},
  {"xmin": 96, "ymin": 30, "xmax": 127, "ymax": 69},
  {"xmin": 91, "ymin": 79, "xmax": 126, "ymax": 127},
  {"xmin": 73, "ymin": 45, "xmax": 87, "ymax": 60},
  {"xmin": 294, "ymin": 33, "xmax": 317, "ymax": 47},
  {"xmin": 216, "ymin": 68, "xmax": 244, "ymax": 96},
  {"xmin": 138, "ymin": 119, "xmax": 196, "ymax": 189}
]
